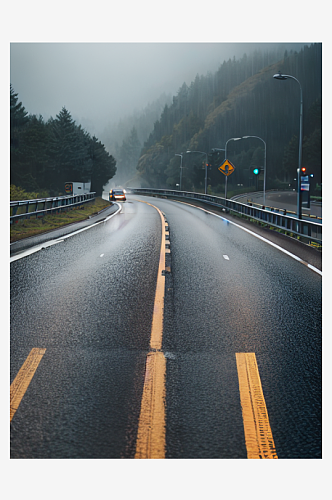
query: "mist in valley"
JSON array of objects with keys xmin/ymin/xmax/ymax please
[{"xmin": 11, "ymin": 42, "xmax": 315, "ymax": 194}]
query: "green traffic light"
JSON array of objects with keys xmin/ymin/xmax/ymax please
[{"xmin": 253, "ymin": 168, "xmax": 260, "ymax": 175}]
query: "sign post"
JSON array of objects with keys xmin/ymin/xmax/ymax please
[{"xmin": 218, "ymin": 159, "xmax": 236, "ymax": 199}]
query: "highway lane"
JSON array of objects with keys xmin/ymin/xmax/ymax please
[
  {"xmin": 10, "ymin": 195, "xmax": 322, "ymax": 458},
  {"xmin": 10, "ymin": 200, "xmax": 161, "ymax": 458},
  {"xmin": 139, "ymin": 195, "xmax": 321, "ymax": 459}
]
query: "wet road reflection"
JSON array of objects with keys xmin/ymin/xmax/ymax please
[{"xmin": 10, "ymin": 196, "xmax": 322, "ymax": 458}]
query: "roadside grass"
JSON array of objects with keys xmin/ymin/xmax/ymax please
[{"xmin": 10, "ymin": 197, "xmax": 111, "ymax": 243}]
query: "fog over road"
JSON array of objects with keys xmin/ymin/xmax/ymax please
[{"xmin": 10, "ymin": 196, "xmax": 321, "ymax": 458}]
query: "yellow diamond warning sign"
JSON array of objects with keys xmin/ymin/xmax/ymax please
[{"xmin": 218, "ymin": 159, "xmax": 235, "ymax": 176}]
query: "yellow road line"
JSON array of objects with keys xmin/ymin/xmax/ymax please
[
  {"xmin": 137, "ymin": 200, "xmax": 166, "ymax": 351},
  {"xmin": 236, "ymin": 353, "xmax": 278, "ymax": 459},
  {"xmin": 149, "ymin": 205, "xmax": 166, "ymax": 351},
  {"xmin": 135, "ymin": 200, "xmax": 167, "ymax": 458},
  {"xmin": 135, "ymin": 352, "xmax": 166, "ymax": 459},
  {"xmin": 10, "ymin": 348, "xmax": 46, "ymax": 422}
]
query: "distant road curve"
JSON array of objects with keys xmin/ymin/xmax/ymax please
[{"xmin": 232, "ymin": 190, "xmax": 321, "ymax": 219}]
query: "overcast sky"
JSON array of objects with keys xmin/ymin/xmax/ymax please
[{"xmin": 10, "ymin": 42, "xmax": 305, "ymax": 137}]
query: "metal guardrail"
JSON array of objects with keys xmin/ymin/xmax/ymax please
[
  {"xmin": 246, "ymin": 201, "xmax": 322, "ymax": 221},
  {"xmin": 232, "ymin": 190, "xmax": 322, "ymax": 222},
  {"xmin": 128, "ymin": 188, "xmax": 322, "ymax": 244},
  {"xmin": 10, "ymin": 192, "xmax": 96, "ymax": 224}
]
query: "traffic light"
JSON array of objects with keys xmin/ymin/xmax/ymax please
[
  {"xmin": 301, "ymin": 167, "xmax": 307, "ymax": 174},
  {"xmin": 252, "ymin": 167, "xmax": 260, "ymax": 175}
]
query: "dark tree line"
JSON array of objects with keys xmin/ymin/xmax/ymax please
[
  {"xmin": 136, "ymin": 44, "xmax": 322, "ymax": 194},
  {"xmin": 10, "ymin": 86, "xmax": 116, "ymax": 196}
]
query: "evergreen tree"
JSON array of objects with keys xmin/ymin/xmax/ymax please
[
  {"xmin": 282, "ymin": 135, "xmax": 299, "ymax": 182},
  {"xmin": 10, "ymin": 85, "xmax": 29, "ymax": 185},
  {"xmin": 49, "ymin": 107, "xmax": 79, "ymax": 187},
  {"xmin": 13, "ymin": 114, "xmax": 52, "ymax": 191},
  {"xmin": 72, "ymin": 125, "xmax": 93, "ymax": 182},
  {"xmin": 10, "ymin": 84, "xmax": 28, "ymax": 135},
  {"xmin": 48, "ymin": 107, "xmax": 93, "ymax": 190},
  {"xmin": 10, "ymin": 87, "xmax": 117, "ymax": 196},
  {"xmin": 89, "ymin": 136, "xmax": 117, "ymax": 195},
  {"xmin": 303, "ymin": 128, "xmax": 322, "ymax": 182}
]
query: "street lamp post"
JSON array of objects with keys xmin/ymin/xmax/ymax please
[
  {"xmin": 242, "ymin": 135, "xmax": 267, "ymax": 205},
  {"xmin": 175, "ymin": 153, "xmax": 183, "ymax": 191},
  {"xmin": 224, "ymin": 138, "xmax": 241, "ymax": 199},
  {"xmin": 273, "ymin": 71, "xmax": 303, "ymax": 219},
  {"xmin": 186, "ymin": 150, "xmax": 208, "ymax": 194}
]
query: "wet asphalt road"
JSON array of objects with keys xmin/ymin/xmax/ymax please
[{"xmin": 10, "ymin": 195, "xmax": 322, "ymax": 458}]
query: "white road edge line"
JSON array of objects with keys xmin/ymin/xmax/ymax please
[
  {"xmin": 10, "ymin": 203, "xmax": 122, "ymax": 263},
  {"xmin": 176, "ymin": 201, "xmax": 322, "ymax": 277}
]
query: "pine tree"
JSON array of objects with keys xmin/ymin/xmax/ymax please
[
  {"xmin": 89, "ymin": 136, "xmax": 117, "ymax": 195},
  {"xmin": 10, "ymin": 85, "xmax": 29, "ymax": 186},
  {"xmin": 49, "ymin": 107, "xmax": 91, "ymax": 190},
  {"xmin": 10, "ymin": 84, "xmax": 28, "ymax": 133},
  {"xmin": 282, "ymin": 135, "xmax": 299, "ymax": 181},
  {"xmin": 14, "ymin": 114, "xmax": 51, "ymax": 191}
]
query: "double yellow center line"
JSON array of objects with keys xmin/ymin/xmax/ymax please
[
  {"xmin": 133, "ymin": 201, "xmax": 278, "ymax": 459},
  {"xmin": 135, "ymin": 201, "xmax": 167, "ymax": 458},
  {"xmin": 134, "ymin": 201, "xmax": 278, "ymax": 459},
  {"xmin": 10, "ymin": 202, "xmax": 278, "ymax": 459}
]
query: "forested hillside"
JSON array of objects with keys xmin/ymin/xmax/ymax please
[
  {"xmin": 10, "ymin": 87, "xmax": 116, "ymax": 196},
  {"xmin": 100, "ymin": 92, "xmax": 172, "ymax": 187},
  {"xmin": 10, "ymin": 44, "xmax": 321, "ymax": 199},
  {"xmin": 135, "ymin": 44, "xmax": 322, "ymax": 195}
]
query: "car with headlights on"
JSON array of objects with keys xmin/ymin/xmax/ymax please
[{"xmin": 109, "ymin": 189, "xmax": 126, "ymax": 201}]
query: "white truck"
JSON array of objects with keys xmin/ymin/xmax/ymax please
[{"xmin": 64, "ymin": 182, "xmax": 91, "ymax": 195}]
